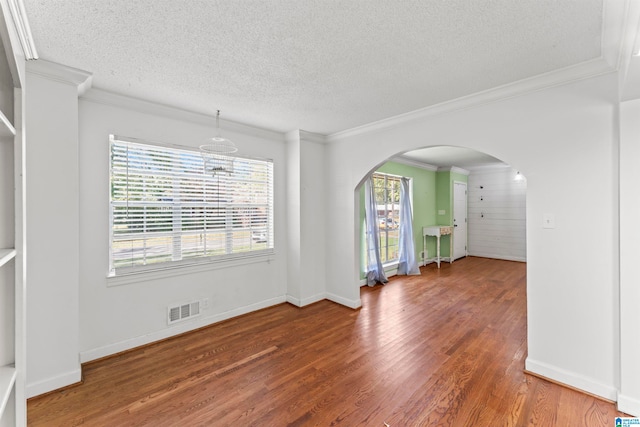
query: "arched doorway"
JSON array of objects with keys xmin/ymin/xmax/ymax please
[
  {"xmin": 323, "ymin": 79, "xmax": 619, "ymax": 403},
  {"xmin": 354, "ymin": 146, "xmax": 527, "ymax": 287}
]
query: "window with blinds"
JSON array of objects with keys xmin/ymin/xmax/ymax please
[{"xmin": 109, "ymin": 135, "xmax": 274, "ymax": 276}]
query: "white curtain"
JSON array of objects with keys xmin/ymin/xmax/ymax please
[
  {"xmin": 397, "ymin": 177, "xmax": 421, "ymax": 276},
  {"xmin": 364, "ymin": 177, "xmax": 388, "ymax": 286}
]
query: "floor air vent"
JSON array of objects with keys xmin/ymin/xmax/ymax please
[{"xmin": 168, "ymin": 301, "xmax": 201, "ymax": 325}]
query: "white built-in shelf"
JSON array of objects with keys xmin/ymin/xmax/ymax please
[
  {"xmin": 0, "ymin": 248, "xmax": 16, "ymax": 268},
  {"xmin": 0, "ymin": 109, "xmax": 16, "ymax": 138},
  {"xmin": 0, "ymin": 365, "xmax": 17, "ymax": 416}
]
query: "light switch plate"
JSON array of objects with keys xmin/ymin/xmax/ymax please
[{"xmin": 543, "ymin": 213, "xmax": 555, "ymax": 229}]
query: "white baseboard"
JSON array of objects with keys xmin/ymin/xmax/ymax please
[
  {"xmin": 300, "ymin": 292, "xmax": 326, "ymax": 306},
  {"xmin": 27, "ymin": 367, "xmax": 82, "ymax": 398},
  {"xmin": 326, "ymin": 292, "xmax": 362, "ymax": 309},
  {"xmin": 618, "ymin": 393, "xmax": 640, "ymax": 417},
  {"xmin": 286, "ymin": 294, "xmax": 301, "ymax": 306},
  {"xmin": 79, "ymin": 296, "xmax": 287, "ymax": 364},
  {"xmin": 525, "ymin": 357, "xmax": 618, "ymax": 401},
  {"xmin": 468, "ymin": 252, "xmax": 526, "ymax": 262},
  {"xmin": 286, "ymin": 292, "xmax": 326, "ymax": 307},
  {"xmin": 80, "ymin": 290, "xmax": 361, "ymax": 372},
  {"xmin": 80, "ymin": 290, "xmax": 361, "ymax": 366}
]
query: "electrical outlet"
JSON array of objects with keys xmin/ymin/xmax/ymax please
[
  {"xmin": 201, "ymin": 298, "xmax": 210, "ymax": 309},
  {"xmin": 438, "ymin": 210, "xmax": 446, "ymax": 215}
]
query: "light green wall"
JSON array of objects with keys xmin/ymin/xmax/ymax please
[
  {"xmin": 434, "ymin": 170, "xmax": 468, "ymax": 257},
  {"xmin": 436, "ymin": 171, "xmax": 450, "ymax": 224},
  {"xmin": 377, "ymin": 162, "xmax": 438, "ymax": 266},
  {"xmin": 359, "ymin": 161, "xmax": 438, "ymax": 278},
  {"xmin": 359, "ymin": 164, "xmax": 468, "ymax": 278}
]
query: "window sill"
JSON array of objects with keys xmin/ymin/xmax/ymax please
[
  {"xmin": 107, "ymin": 251, "xmax": 276, "ymax": 287},
  {"xmin": 383, "ymin": 261, "xmax": 399, "ymax": 271}
]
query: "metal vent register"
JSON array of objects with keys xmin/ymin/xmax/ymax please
[{"xmin": 168, "ymin": 301, "xmax": 201, "ymax": 324}]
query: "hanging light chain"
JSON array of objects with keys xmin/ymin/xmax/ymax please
[
  {"xmin": 200, "ymin": 109, "xmax": 237, "ymax": 176},
  {"xmin": 216, "ymin": 110, "xmax": 221, "ymax": 138}
]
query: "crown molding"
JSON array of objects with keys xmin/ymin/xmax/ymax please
[
  {"xmin": 26, "ymin": 59, "xmax": 92, "ymax": 94},
  {"xmin": 326, "ymin": 57, "xmax": 614, "ymax": 143},
  {"xmin": 328, "ymin": 0, "xmax": 629, "ymax": 142},
  {"xmin": 390, "ymin": 155, "xmax": 438, "ymax": 171},
  {"xmin": 3, "ymin": 0, "xmax": 38, "ymax": 60},
  {"xmin": 285, "ymin": 129, "xmax": 327, "ymax": 144},
  {"xmin": 464, "ymin": 163, "xmax": 511, "ymax": 173},
  {"xmin": 602, "ymin": 0, "xmax": 633, "ymax": 70},
  {"xmin": 284, "ymin": 129, "xmax": 300, "ymax": 143},
  {"xmin": 438, "ymin": 166, "xmax": 470, "ymax": 176},
  {"xmin": 614, "ymin": 0, "xmax": 640, "ymax": 93},
  {"xmin": 81, "ymin": 87, "xmax": 286, "ymax": 143},
  {"xmin": 298, "ymin": 130, "xmax": 327, "ymax": 144}
]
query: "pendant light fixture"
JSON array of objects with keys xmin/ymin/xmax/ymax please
[{"xmin": 200, "ymin": 110, "xmax": 238, "ymax": 176}]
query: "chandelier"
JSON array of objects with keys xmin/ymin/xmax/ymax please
[{"xmin": 200, "ymin": 110, "xmax": 238, "ymax": 176}]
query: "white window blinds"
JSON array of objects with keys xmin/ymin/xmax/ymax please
[{"xmin": 109, "ymin": 135, "xmax": 274, "ymax": 275}]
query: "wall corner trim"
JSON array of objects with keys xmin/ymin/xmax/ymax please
[
  {"xmin": 286, "ymin": 294, "xmax": 302, "ymax": 307},
  {"xmin": 525, "ymin": 357, "xmax": 618, "ymax": 402},
  {"xmin": 298, "ymin": 130, "xmax": 327, "ymax": 144},
  {"xmin": 26, "ymin": 367, "xmax": 82, "ymax": 399},
  {"xmin": 300, "ymin": 293, "xmax": 326, "ymax": 307},
  {"xmin": 26, "ymin": 59, "xmax": 92, "ymax": 94},
  {"xmin": 285, "ymin": 129, "xmax": 300, "ymax": 143},
  {"xmin": 617, "ymin": 393, "xmax": 640, "ymax": 417},
  {"xmin": 4, "ymin": 0, "xmax": 39, "ymax": 60},
  {"xmin": 325, "ymin": 293, "xmax": 362, "ymax": 309}
]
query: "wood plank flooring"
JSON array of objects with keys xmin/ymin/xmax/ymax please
[{"xmin": 28, "ymin": 257, "xmax": 628, "ymax": 426}]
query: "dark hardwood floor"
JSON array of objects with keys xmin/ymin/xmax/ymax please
[{"xmin": 28, "ymin": 257, "xmax": 627, "ymax": 426}]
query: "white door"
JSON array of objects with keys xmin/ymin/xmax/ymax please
[{"xmin": 453, "ymin": 182, "xmax": 467, "ymax": 260}]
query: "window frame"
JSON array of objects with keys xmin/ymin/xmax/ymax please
[
  {"xmin": 108, "ymin": 135, "xmax": 274, "ymax": 278},
  {"xmin": 371, "ymin": 172, "xmax": 402, "ymax": 265}
]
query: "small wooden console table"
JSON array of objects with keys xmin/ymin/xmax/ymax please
[{"xmin": 423, "ymin": 225, "xmax": 453, "ymax": 268}]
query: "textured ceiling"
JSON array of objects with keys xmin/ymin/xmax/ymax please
[{"xmin": 24, "ymin": 0, "xmax": 604, "ymax": 135}]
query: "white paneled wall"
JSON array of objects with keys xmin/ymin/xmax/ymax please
[{"xmin": 467, "ymin": 167, "xmax": 526, "ymax": 262}]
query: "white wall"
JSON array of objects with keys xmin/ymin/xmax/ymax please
[
  {"xmin": 298, "ymin": 133, "xmax": 327, "ymax": 304},
  {"xmin": 76, "ymin": 93, "xmax": 289, "ymax": 363},
  {"xmin": 25, "ymin": 63, "xmax": 88, "ymax": 397},
  {"xmin": 25, "ymin": 63, "xmax": 329, "ymax": 396},
  {"xmin": 285, "ymin": 130, "xmax": 302, "ymax": 303},
  {"xmin": 24, "ymin": 66, "xmax": 291, "ymax": 396},
  {"xmin": 22, "ymin": 58, "xmax": 631, "ymax": 412},
  {"xmin": 619, "ymin": 98, "xmax": 640, "ymax": 415},
  {"xmin": 467, "ymin": 167, "xmax": 526, "ymax": 261},
  {"xmin": 285, "ymin": 130, "xmax": 327, "ymax": 306},
  {"xmin": 325, "ymin": 73, "xmax": 620, "ymax": 400}
]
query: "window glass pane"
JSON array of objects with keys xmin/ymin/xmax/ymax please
[
  {"xmin": 109, "ymin": 135, "xmax": 274, "ymax": 275},
  {"xmin": 370, "ymin": 172, "xmax": 402, "ymax": 265}
]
